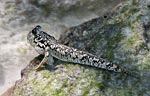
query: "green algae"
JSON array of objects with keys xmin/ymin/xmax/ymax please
[{"xmin": 12, "ymin": 0, "xmax": 150, "ymax": 96}]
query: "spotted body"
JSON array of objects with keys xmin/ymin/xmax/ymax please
[{"xmin": 27, "ymin": 25, "xmax": 122, "ymax": 72}]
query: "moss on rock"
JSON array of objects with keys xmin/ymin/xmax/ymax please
[{"xmin": 12, "ymin": 0, "xmax": 150, "ymax": 96}]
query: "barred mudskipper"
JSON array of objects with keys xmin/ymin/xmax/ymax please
[{"xmin": 27, "ymin": 25, "xmax": 137, "ymax": 78}]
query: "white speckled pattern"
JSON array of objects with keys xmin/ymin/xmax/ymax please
[{"xmin": 27, "ymin": 25, "xmax": 122, "ymax": 72}]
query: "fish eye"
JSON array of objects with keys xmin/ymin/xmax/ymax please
[
  {"xmin": 32, "ymin": 25, "xmax": 42, "ymax": 35},
  {"xmin": 35, "ymin": 25, "xmax": 41, "ymax": 30}
]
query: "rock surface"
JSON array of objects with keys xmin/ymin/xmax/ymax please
[
  {"xmin": 0, "ymin": 0, "xmax": 122, "ymax": 95},
  {"xmin": 10, "ymin": 0, "xmax": 150, "ymax": 96}
]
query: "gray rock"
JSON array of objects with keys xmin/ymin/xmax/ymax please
[
  {"xmin": 0, "ymin": 0, "xmax": 122, "ymax": 95},
  {"xmin": 11, "ymin": 0, "xmax": 150, "ymax": 96}
]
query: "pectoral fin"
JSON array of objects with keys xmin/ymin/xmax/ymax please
[{"xmin": 35, "ymin": 48, "xmax": 49, "ymax": 69}]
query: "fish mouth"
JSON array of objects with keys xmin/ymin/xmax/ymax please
[
  {"xmin": 27, "ymin": 31, "xmax": 35, "ymax": 46},
  {"xmin": 27, "ymin": 31, "xmax": 31, "ymax": 43}
]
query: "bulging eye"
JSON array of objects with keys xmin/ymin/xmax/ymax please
[
  {"xmin": 32, "ymin": 25, "xmax": 42, "ymax": 35},
  {"xmin": 35, "ymin": 25, "xmax": 41, "ymax": 30}
]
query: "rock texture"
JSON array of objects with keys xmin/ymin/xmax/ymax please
[
  {"xmin": 11, "ymin": 0, "xmax": 150, "ymax": 96},
  {"xmin": 0, "ymin": 0, "xmax": 122, "ymax": 94}
]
